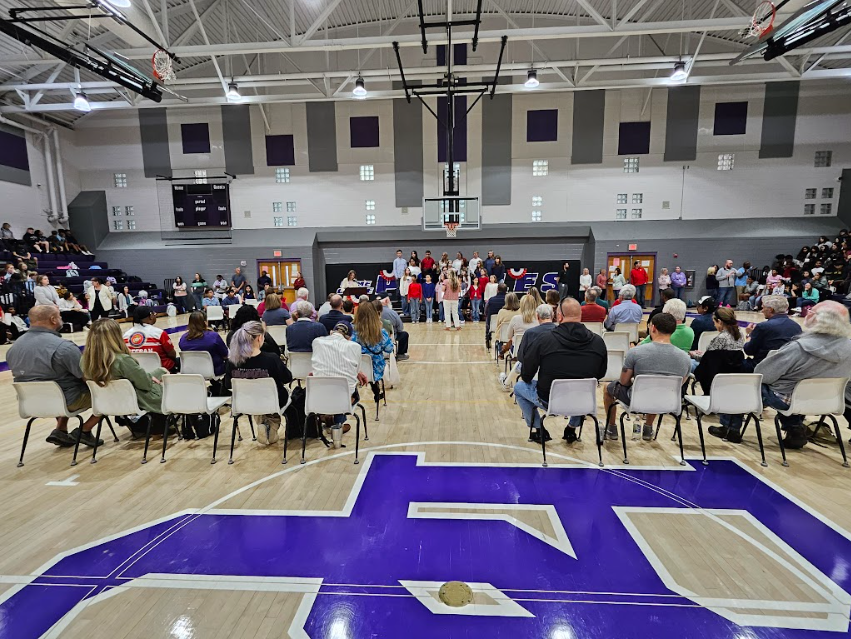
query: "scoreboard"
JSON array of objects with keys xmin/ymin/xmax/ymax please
[{"xmin": 172, "ymin": 183, "xmax": 231, "ymax": 228}]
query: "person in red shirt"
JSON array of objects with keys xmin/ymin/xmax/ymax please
[
  {"xmin": 595, "ymin": 269, "xmax": 608, "ymax": 291},
  {"xmin": 468, "ymin": 273, "xmax": 484, "ymax": 322},
  {"xmin": 580, "ymin": 289, "xmax": 607, "ymax": 322},
  {"xmin": 421, "ymin": 251, "xmax": 436, "ymax": 280},
  {"xmin": 123, "ymin": 306, "xmax": 179, "ymax": 371},
  {"xmin": 630, "ymin": 261, "xmax": 649, "ymax": 308},
  {"xmin": 407, "ymin": 279, "xmax": 423, "ymax": 323}
]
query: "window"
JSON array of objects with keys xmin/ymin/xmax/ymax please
[
  {"xmin": 532, "ymin": 160, "xmax": 548, "ymax": 176},
  {"xmin": 112, "ymin": 206, "xmax": 123, "ymax": 216},
  {"xmin": 616, "ymin": 209, "xmax": 627, "ymax": 220},
  {"xmin": 526, "ymin": 109, "xmax": 559, "ymax": 142},
  {"xmin": 804, "ymin": 204, "xmax": 816, "ymax": 215},
  {"xmin": 717, "ymin": 153, "xmax": 735, "ymax": 171},
  {"xmin": 287, "ymin": 216, "xmax": 297, "ymax": 227},
  {"xmin": 631, "ymin": 209, "xmax": 643, "ymax": 219},
  {"xmin": 821, "ymin": 203, "xmax": 833, "ymax": 215},
  {"xmin": 532, "ymin": 210, "xmax": 542, "ymax": 222},
  {"xmin": 616, "ymin": 193, "xmax": 628, "ymax": 204},
  {"xmin": 286, "ymin": 202, "xmax": 296, "ymax": 213},
  {"xmin": 822, "ymin": 188, "xmax": 834, "ymax": 199},
  {"xmin": 815, "ymin": 150, "xmax": 832, "ymax": 168},
  {"xmin": 624, "ymin": 157, "xmax": 639, "ymax": 173},
  {"xmin": 443, "ymin": 162, "xmax": 461, "ymax": 182},
  {"xmin": 618, "ymin": 122, "xmax": 651, "ymax": 155},
  {"xmin": 194, "ymin": 169, "xmax": 207, "ymax": 184},
  {"xmin": 713, "ymin": 102, "xmax": 748, "ymax": 136},
  {"xmin": 359, "ymin": 165, "xmax": 374, "ymax": 181},
  {"xmin": 272, "ymin": 202, "xmax": 283, "ymax": 213},
  {"xmin": 532, "ymin": 196, "xmax": 542, "ymax": 207},
  {"xmin": 365, "ymin": 200, "xmax": 376, "ymax": 211},
  {"xmin": 126, "ymin": 220, "xmax": 136, "ymax": 230},
  {"xmin": 113, "ymin": 220, "xmax": 124, "ymax": 231},
  {"xmin": 273, "ymin": 216, "xmax": 284, "ymax": 227},
  {"xmin": 805, "ymin": 188, "xmax": 817, "ymax": 199},
  {"xmin": 113, "ymin": 173, "xmax": 127, "ymax": 188},
  {"xmin": 632, "ymin": 193, "xmax": 643, "ymax": 204},
  {"xmin": 365, "ymin": 214, "xmax": 376, "ymax": 225},
  {"xmin": 125, "ymin": 206, "xmax": 134, "ymax": 216},
  {"xmin": 275, "ymin": 168, "xmax": 290, "ymax": 183}
]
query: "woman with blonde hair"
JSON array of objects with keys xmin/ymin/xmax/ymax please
[
  {"xmin": 352, "ymin": 302, "xmax": 394, "ymax": 403},
  {"xmin": 442, "ymin": 269, "xmax": 462, "ymax": 330},
  {"xmin": 495, "ymin": 292, "xmax": 521, "ymax": 358},
  {"xmin": 503, "ymin": 293, "xmax": 539, "ymax": 356},
  {"xmin": 527, "ymin": 287, "xmax": 543, "ymax": 306}
]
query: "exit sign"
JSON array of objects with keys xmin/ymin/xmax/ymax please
[
  {"xmin": 273, "ymin": 250, "xmax": 282, "ymax": 257},
  {"xmin": 628, "ymin": 244, "xmax": 638, "ymax": 251}
]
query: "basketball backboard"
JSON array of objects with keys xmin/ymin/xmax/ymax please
[{"xmin": 422, "ymin": 196, "xmax": 481, "ymax": 232}]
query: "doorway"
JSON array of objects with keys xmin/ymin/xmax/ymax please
[
  {"xmin": 257, "ymin": 259, "xmax": 301, "ymax": 307},
  {"xmin": 607, "ymin": 253, "xmax": 657, "ymax": 306}
]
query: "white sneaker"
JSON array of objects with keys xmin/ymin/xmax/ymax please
[{"xmin": 255, "ymin": 417, "xmax": 269, "ymax": 445}]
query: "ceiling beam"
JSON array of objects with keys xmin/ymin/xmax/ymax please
[
  {"xmin": 574, "ymin": 0, "xmax": 611, "ymax": 29},
  {"xmin": 298, "ymin": 0, "xmax": 345, "ymax": 44},
  {"xmin": 172, "ymin": 0, "xmax": 225, "ymax": 47}
]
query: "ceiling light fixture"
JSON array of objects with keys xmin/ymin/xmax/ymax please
[
  {"xmin": 73, "ymin": 92, "xmax": 91, "ymax": 112},
  {"xmin": 226, "ymin": 82, "xmax": 241, "ymax": 101},
  {"xmin": 353, "ymin": 76, "xmax": 367, "ymax": 98},
  {"xmin": 525, "ymin": 69, "xmax": 539, "ymax": 88},
  {"xmin": 671, "ymin": 61, "xmax": 688, "ymax": 83}
]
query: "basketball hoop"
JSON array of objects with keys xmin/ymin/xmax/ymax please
[
  {"xmin": 152, "ymin": 49, "xmax": 176, "ymax": 83},
  {"xmin": 445, "ymin": 222, "xmax": 459, "ymax": 238},
  {"xmin": 742, "ymin": 1, "xmax": 776, "ymax": 38}
]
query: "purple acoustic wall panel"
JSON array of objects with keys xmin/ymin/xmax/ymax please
[
  {"xmin": 181, "ymin": 123, "xmax": 211, "ymax": 154},
  {"xmin": 437, "ymin": 96, "xmax": 468, "ymax": 163},
  {"xmin": 436, "ymin": 43, "xmax": 468, "ymax": 66},
  {"xmin": 526, "ymin": 109, "xmax": 558, "ymax": 142},
  {"xmin": 265, "ymin": 135, "xmax": 295, "ymax": 166},
  {"xmin": 350, "ymin": 116, "xmax": 380, "ymax": 148},
  {"xmin": 618, "ymin": 121, "xmax": 651, "ymax": 155},
  {"xmin": 714, "ymin": 101, "xmax": 748, "ymax": 136},
  {"xmin": 0, "ymin": 128, "xmax": 29, "ymax": 171}
]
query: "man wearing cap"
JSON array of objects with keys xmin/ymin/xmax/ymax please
[
  {"xmin": 311, "ymin": 322, "xmax": 369, "ymax": 440},
  {"xmin": 123, "ymin": 306, "xmax": 178, "ymax": 371}
]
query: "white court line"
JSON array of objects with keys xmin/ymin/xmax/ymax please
[{"xmin": 45, "ymin": 474, "xmax": 79, "ymax": 487}]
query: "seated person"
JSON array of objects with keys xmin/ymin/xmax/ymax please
[
  {"xmin": 581, "ymin": 286, "xmax": 609, "ymax": 310},
  {"xmin": 222, "ymin": 288, "xmax": 242, "ymax": 312},
  {"xmin": 201, "ymin": 288, "xmax": 220, "ymax": 306},
  {"xmin": 342, "ymin": 298, "xmax": 355, "ymax": 320},
  {"xmin": 261, "ymin": 293, "xmax": 292, "ymax": 326},
  {"xmin": 604, "ymin": 285, "xmax": 643, "ymax": 330},
  {"xmin": 7, "ymin": 306, "xmax": 101, "ymax": 447},
  {"xmin": 58, "ymin": 290, "xmax": 91, "ymax": 330},
  {"xmin": 224, "ymin": 321, "xmax": 292, "ymax": 445},
  {"xmin": 137, "ymin": 290, "xmax": 156, "ymax": 307},
  {"xmin": 319, "ymin": 294, "xmax": 353, "ymax": 334},
  {"xmin": 226, "ymin": 305, "xmax": 280, "ymax": 355},
  {"xmin": 690, "ymin": 296, "xmax": 717, "ymax": 349},
  {"xmin": 580, "ymin": 288, "xmax": 607, "ymax": 323},
  {"xmin": 82, "ymin": 318, "xmax": 168, "ymax": 437},
  {"xmin": 503, "ymin": 293, "xmax": 538, "ymax": 357},
  {"xmin": 116, "ymin": 285, "xmax": 136, "ymax": 318},
  {"xmin": 124, "ymin": 306, "xmax": 179, "ymax": 371},
  {"xmin": 742, "ymin": 295, "xmax": 802, "ymax": 371},
  {"xmin": 639, "ymin": 298, "xmax": 693, "ymax": 352},
  {"xmin": 1, "ymin": 305, "xmax": 28, "ymax": 343},
  {"xmin": 178, "ymin": 311, "xmax": 229, "ymax": 376},
  {"xmin": 286, "ymin": 301, "xmax": 328, "ymax": 352},
  {"xmin": 648, "ymin": 288, "xmax": 676, "ymax": 324}
]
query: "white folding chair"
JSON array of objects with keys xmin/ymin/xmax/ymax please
[
  {"xmin": 777, "ymin": 377, "xmax": 850, "ymax": 468},
  {"xmin": 685, "ymin": 374, "xmax": 764, "ymax": 466},
  {"xmin": 304, "ymin": 376, "xmax": 364, "ymax": 464},
  {"xmin": 244, "ymin": 299, "xmax": 260, "ymax": 308},
  {"xmin": 162, "ymin": 374, "xmax": 230, "ymax": 464},
  {"xmin": 13, "ymin": 381, "xmax": 98, "ymax": 468},
  {"xmin": 505, "ymin": 332, "xmax": 524, "ymax": 376},
  {"xmin": 179, "ymin": 351, "xmax": 218, "ymax": 379},
  {"xmin": 541, "ymin": 379, "xmax": 603, "ymax": 467},
  {"xmin": 602, "ymin": 350, "xmax": 625, "ymax": 383},
  {"xmin": 85, "ymin": 380, "xmax": 143, "ymax": 464},
  {"xmin": 288, "ymin": 351, "xmax": 313, "ymax": 385},
  {"xmin": 131, "ymin": 352, "xmax": 161, "ymax": 373},
  {"xmin": 609, "ymin": 374, "xmax": 685, "ymax": 465},
  {"xmin": 229, "ymin": 378, "xmax": 293, "ymax": 465},
  {"xmin": 614, "ymin": 322, "xmax": 640, "ymax": 344},
  {"xmin": 697, "ymin": 331, "xmax": 720, "ymax": 353},
  {"xmin": 205, "ymin": 305, "xmax": 225, "ymax": 330},
  {"xmin": 582, "ymin": 322, "xmax": 604, "ymax": 336},
  {"xmin": 495, "ymin": 322, "xmax": 512, "ymax": 361},
  {"xmin": 488, "ymin": 315, "xmax": 499, "ymax": 358},
  {"xmin": 359, "ymin": 353, "xmax": 388, "ymax": 421},
  {"xmin": 602, "ymin": 331, "xmax": 630, "ymax": 353},
  {"xmin": 265, "ymin": 324, "xmax": 288, "ymax": 353}
]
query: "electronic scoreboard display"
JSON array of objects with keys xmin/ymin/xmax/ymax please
[{"xmin": 172, "ymin": 183, "xmax": 231, "ymax": 228}]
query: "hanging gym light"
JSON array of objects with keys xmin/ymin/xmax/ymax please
[
  {"xmin": 353, "ymin": 76, "xmax": 367, "ymax": 98},
  {"xmin": 524, "ymin": 69, "xmax": 539, "ymax": 88},
  {"xmin": 671, "ymin": 61, "xmax": 688, "ymax": 82},
  {"xmin": 226, "ymin": 82, "xmax": 241, "ymax": 101},
  {"xmin": 73, "ymin": 92, "xmax": 91, "ymax": 112}
]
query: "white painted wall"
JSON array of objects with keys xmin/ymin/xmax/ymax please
[{"xmin": 62, "ymin": 79, "xmax": 851, "ymax": 238}]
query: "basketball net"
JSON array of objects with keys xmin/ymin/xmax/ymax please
[
  {"xmin": 445, "ymin": 222, "xmax": 459, "ymax": 238},
  {"xmin": 152, "ymin": 49, "xmax": 176, "ymax": 83},
  {"xmin": 741, "ymin": 0, "xmax": 775, "ymax": 38}
]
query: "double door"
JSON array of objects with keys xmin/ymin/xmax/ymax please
[
  {"xmin": 606, "ymin": 254, "xmax": 656, "ymax": 305},
  {"xmin": 257, "ymin": 260, "xmax": 301, "ymax": 307}
]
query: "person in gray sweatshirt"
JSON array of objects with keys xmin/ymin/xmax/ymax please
[{"xmin": 711, "ymin": 301, "xmax": 851, "ymax": 449}]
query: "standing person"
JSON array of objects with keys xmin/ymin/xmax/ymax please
[
  {"xmin": 443, "ymin": 270, "xmax": 462, "ymax": 331},
  {"xmin": 421, "ymin": 251, "xmax": 436, "ymax": 280},
  {"xmin": 629, "ymin": 261, "xmax": 649, "ymax": 308},
  {"xmin": 735, "ymin": 262, "xmax": 751, "ymax": 301},
  {"xmin": 579, "ymin": 268, "xmax": 592, "ymax": 295},
  {"xmin": 596, "ymin": 269, "xmax": 608, "ymax": 292},
  {"xmin": 352, "ymin": 302, "xmax": 395, "ymax": 404},
  {"xmin": 483, "ymin": 274, "xmax": 499, "ymax": 301},
  {"xmin": 257, "ymin": 270, "xmax": 272, "ymax": 292},
  {"xmin": 657, "ymin": 268, "xmax": 671, "ymax": 305},
  {"xmin": 484, "ymin": 250, "xmax": 496, "ymax": 276},
  {"xmin": 179, "ymin": 311, "xmax": 229, "ymax": 376},
  {"xmin": 86, "ymin": 277, "xmax": 115, "ymax": 321},
  {"xmin": 452, "ymin": 252, "xmax": 465, "ymax": 273},
  {"xmin": 422, "ymin": 273, "xmax": 436, "ymax": 323},
  {"xmin": 340, "ymin": 270, "xmax": 360, "ymax": 291},
  {"xmin": 408, "ymin": 258, "xmax": 421, "ymax": 280},
  {"xmin": 408, "ymin": 277, "xmax": 423, "ymax": 323},
  {"xmin": 715, "ymin": 259, "xmax": 738, "ymax": 307},
  {"xmin": 392, "ymin": 249, "xmax": 407, "ymax": 305},
  {"xmin": 556, "ymin": 262, "xmax": 570, "ymax": 300},
  {"xmin": 172, "ymin": 276, "xmax": 189, "ymax": 314},
  {"xmin": 409, "ymin": 250, "xmax": 420, "ymax": 267},
  {"xmin": 292, "ymin": 271, "xmax": 306, "ymax": 290},
  {"xmin": 231, "ymin": 267, "xmax": 247, "ymax": 296},
  {"xmin": 468, "ymin": 251, "xmax": 483, "ymax": 274},
  {"xmin": 124, "ymin": 306, "xmax": 179, "ymax": 371},
  {"xmin": 491, "ymin": 256, "xmax": 506, "ymax": 283},
  {"xmin": 436, "ymin": 272, "xmax": 446, "ymax": 323},
  {"xmin": 468, "ymin": 273, "xmax": 483, "ymax": 322},
  {"xmin": 438, "ymin": 252, "xmax": 451, "ymax": 273},
  {"xmin": 190, "ymin": 273, "xmax": 207, "ymax": 310},
  {"xmin": 399, "ymin": 267, "xmax": 414, "ymax": 317},
  {"xmin": 705, "ymin": 265, "xmax": 719, "ymax": 302},
  {"xmin": 611, "ymin": 267, "xmax": 626, "ymax": 302},
  {"xmin": 670, "ymin": 266, "xmax": 687, "ymax": 300}
]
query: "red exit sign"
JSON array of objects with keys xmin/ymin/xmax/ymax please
[
  {"xmin": 628, "ymin": 244, "xmax": 638, "ymax": 251},
  {"xmin": 273, "ymin": 250, "xmax": 282, "ymax": 257}
]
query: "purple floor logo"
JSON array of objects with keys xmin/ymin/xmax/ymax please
[{"xmin": 2, "ymin": 451, "xmax": 850, "ymax": 638}]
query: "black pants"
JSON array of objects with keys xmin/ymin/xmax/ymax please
[
  {"xmin": 89, "ymin": 298, "xmax": 108, "ymax": 322},
  {"xmin": 370, "ymin": 382, "xmax": 382, "ymax": 402},
  {"xmin": 61, "ymin": 310, "xmax": 90, "ymax": 329},
  {"xmin": 396, "ymin": 330, "xmax": 409, "ymax": 356},
  {"xmin": 174, "ymin": 296, "xmax": 188, "ymax": 314}
]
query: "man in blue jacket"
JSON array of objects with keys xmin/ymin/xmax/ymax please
[{"xmin": 741, "ymin": 295, "xmax": 802, "ymax": 372}]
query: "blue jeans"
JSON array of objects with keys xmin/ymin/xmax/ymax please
[
  {"xmin": 672, "ymin": 286, "xmax": 684, "ymax": 300},
  {"xmin": 720, "ymin": 385, "xmax": 794, "ymax": 432},
  {"xmin": 401, "ymin": 297, "xmax": 409, "ymax": 315},
  {"xmin": 439, "ymin": 302, "xmax": 445, "ymax": 322},
  {"xmin": 471, "ymin": 298, "xmax": 481, "ymax": 321},
  {"xmin": 717, "ymin": 287, "xmax": 735, "ymax": 307},
  {"xmin": 514, "ymin": 380, "xmax": 583, "ymax": 431},
  {"xmin": 409, "ymin": 298, "xmax": 420, "ymax": 322},
  {"xmin": 425, "ymin": 298, "xmax": 434, "ymax": 320}
]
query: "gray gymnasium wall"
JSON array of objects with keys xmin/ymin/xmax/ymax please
[
  {"xmin": 138, "ymin": 108, "xmax": 172, "ymax": 178},
  {"xmin": 221, "ymin": 105, "xmax": 255, "ymax": 176},
  {"xmin": 664, "ymin": 86, "xmax": 701, "ymax": 162},
  {"xmin": 759, "ymin": 81, "xmax": 800, "ymax": 159},
  {"xmin": 305, "ymin": 102, "xmax": 338, "ymax": 172},
  {"xmin": 393, "ymin": 98, "xmax": 424, "ymax": 207},
  {"xmin": 571, "ymin": 90, "xmax": 606, "ymax": 164},
  {"xmin": 68, "ymin": 190, "xmax": 109, "ymax": 251}
]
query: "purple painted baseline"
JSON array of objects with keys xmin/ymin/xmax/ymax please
[{"xmin": 1, "ymin": 455, "xmax": 849, "ymax": 638}]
